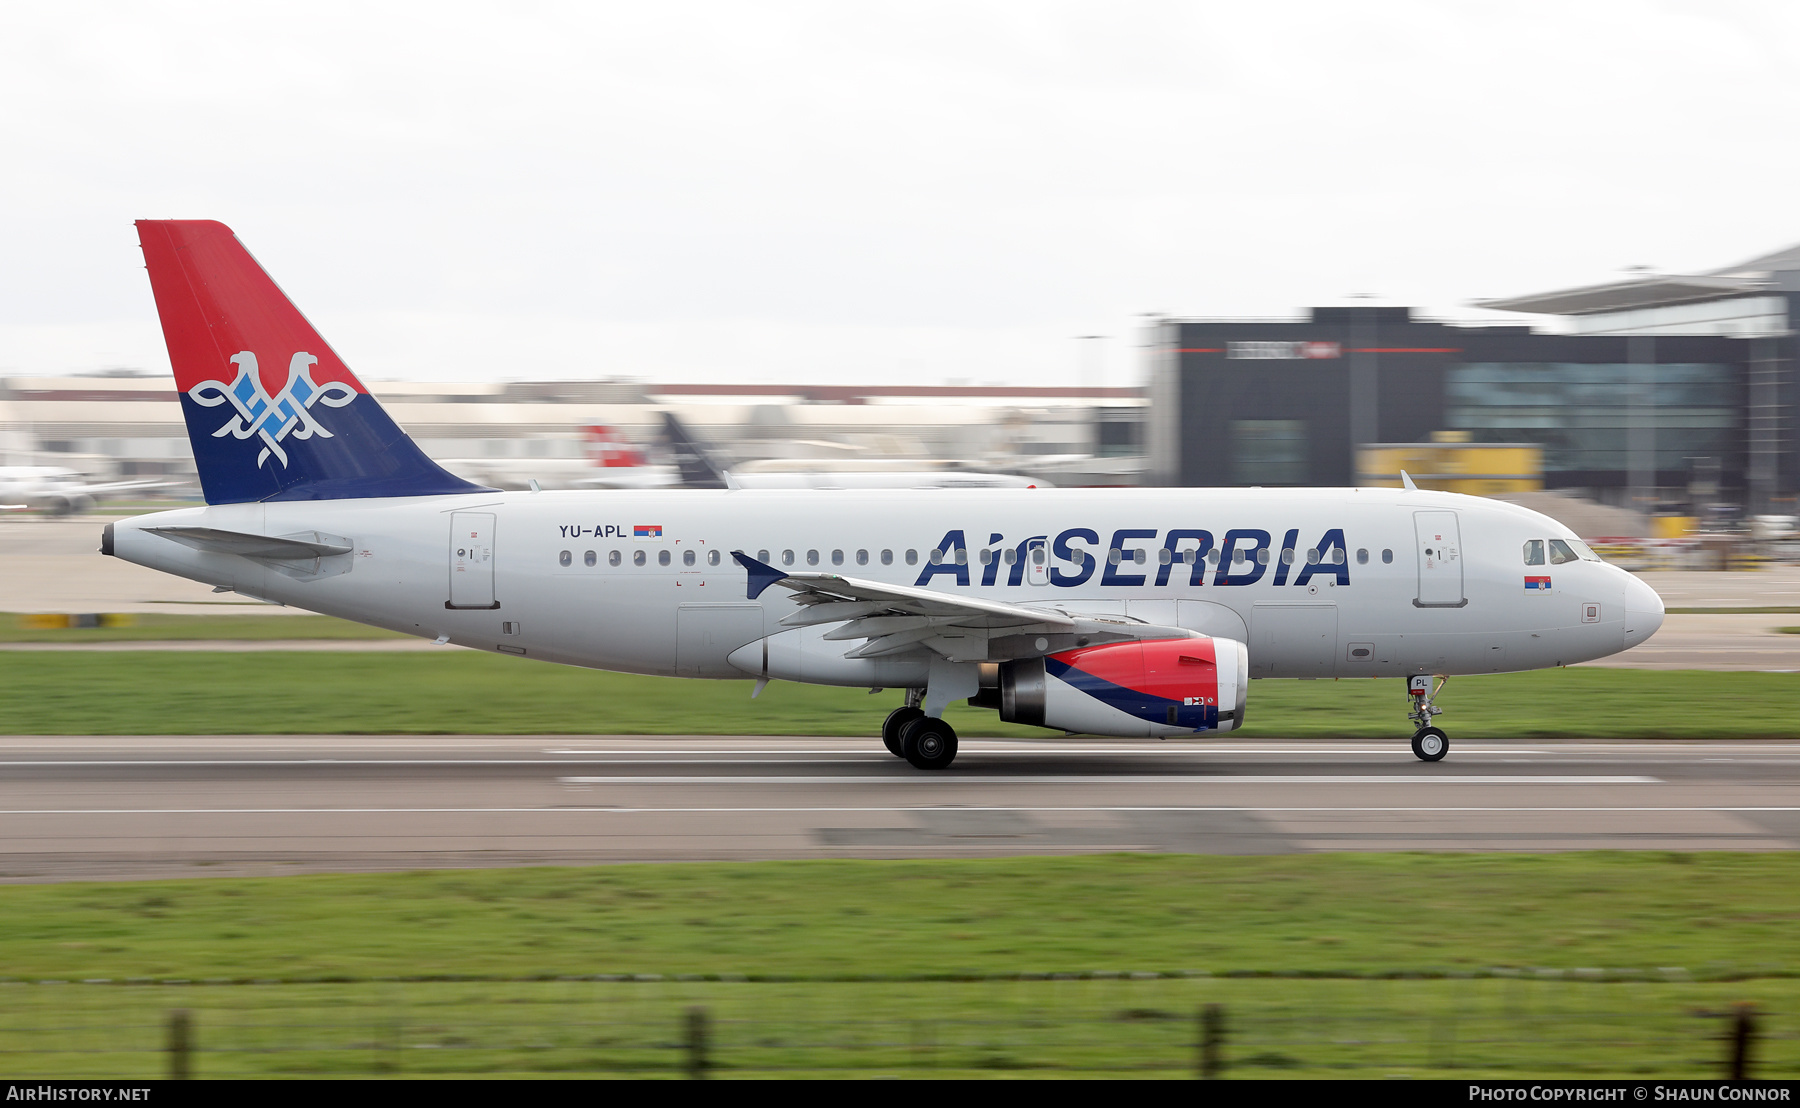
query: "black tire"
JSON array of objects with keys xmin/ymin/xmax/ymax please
[
  {"xmin": 881, "ymin": 706, "xmax": 923, "ymax": 758},
  {"xmin": 899, "ymin": 715, "xmax": 958, "ymax": 770},
  {"xmin": 1411, "ymin": 727, "xmax": 1449, "ymax": 762}
]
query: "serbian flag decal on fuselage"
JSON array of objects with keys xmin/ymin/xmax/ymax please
[
  {"xmin": 634, "ymin": 525, "xmax": 664, "ymax": 540},
  {"xmin": 1525, "ymin": 576, "xmax": 1552, "ymax": 591}
]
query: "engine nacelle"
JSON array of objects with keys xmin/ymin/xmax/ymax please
[{"xmin": 995, "ymin": 636, "xmax": 1248, "ymax": 737}]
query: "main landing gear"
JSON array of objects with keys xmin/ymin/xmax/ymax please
[
  {"xmin": 1407, "ymin": 674, "xmax": 1450, "ymax": 762},
  {"xmin": 881, "ymin": 692, "xmax": 958, "ymax": 770}
]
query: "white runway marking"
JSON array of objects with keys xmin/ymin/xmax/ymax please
[
  {"xmin": 0, "ymin": 758, "xmax": 884, "ymax": 768},
  {"xmin": 0, "ymin": 804, "xmax": 1772, "ymax": 816},
  {"xmin": 553, "ymin": 775, "xmax": 1661, "ymax": 786},
  {"xmin": 542, "ymin": 747, "xmax": 1557, "ymax": 756}
]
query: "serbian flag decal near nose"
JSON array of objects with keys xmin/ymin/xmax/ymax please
[
  {"xmin": 635, "ymin": 525, "xmax": 664, "ymax": 540},
  {"xmin": 1525, "ymin": 576, "xmax": 1552, "ymax": 591}
]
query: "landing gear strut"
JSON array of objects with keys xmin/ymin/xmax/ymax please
[{"xmin": 1407, "ymin": 674, "xmax": 1449, "ymax": 762}]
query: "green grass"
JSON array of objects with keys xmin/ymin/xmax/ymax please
[
  {"xmin": 1, "ymin": 855, "xmax": 1796, "ymax": 1077},
  {"xmin": 3, "ymin": 854, "xmax": 1795, "ymax": 982},
  {"xmin": 0, "ymin": 613, "xmax": 405, "ymax": 642},
  {"xmin": 2, "ymin": 977, "xmax": 1789, "ymax": 1078},
  {"xmin": 2, "ymin": 652, "xmax": 1798, "ymax": 737}
]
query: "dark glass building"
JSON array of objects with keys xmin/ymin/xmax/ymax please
[{"xmin": 1148, "ymin": 245, "xmax": 1800, "ymax": 511}]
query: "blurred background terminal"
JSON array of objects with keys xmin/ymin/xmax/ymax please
[{"xmin": 6, "ymin": 240, "xmax": 1800, "ymax": 566}]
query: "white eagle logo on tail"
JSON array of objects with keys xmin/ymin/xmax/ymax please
[{"xmin": 188, "ymin": 352, "xmax": 357, "ymax": 469}]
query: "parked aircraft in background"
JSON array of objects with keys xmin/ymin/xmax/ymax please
[
  {"xmin": 0, "ymin": 466, "xmax": 167, "ymax": 515},
  {"xmin": 661, "ymin": 412, "xmax": 1051, "ymax": 490},
  {"xmin": 437, "ymin": 426, "xmax": 676, "ymax": 491},
  {"xmin": 438, "ymin": 416, "xmax": 1049, "ymax": 492},
  {"xmin": 108, "ymin": 220, "xmax": 1664, "ymax": 769}
]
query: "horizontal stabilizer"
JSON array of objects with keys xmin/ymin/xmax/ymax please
[{"xmin": 146, "ymin": 526, "xmax": 353, "ymax": 560}]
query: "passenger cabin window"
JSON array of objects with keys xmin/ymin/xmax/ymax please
[
  {"xmin": 1523, "ymin": 539, "xmax": 1545, "ymax": 566},
  {"xmin": 683, "ymin": 549, "xmax": 696, "ymax": 567},
  {"xmin": 856, "ymin": 549, "xmax": 868, "ymax": 566},
  {"xmin": 881, "ymin": 549, "xmax": 893, "ymax": 565},
  {"xmin": 906, "ymin": 549, "xmax": 918, "ymax": 566},
  {"xmin": 1356, "ymin": 548, "xmax": 1369, "ymax": 564},
  {"xmin": 559, "ymin": 550, "xmax": 571, "ymax": 567},
  {"xmin": 708, "ymin": 549, "xmax": 721, "ymax": 566},
  {"xmin": 807, "ymin": 549, "xmax": 819, "ymax": 566},
  {"xmin": 831, "ymin": 549, "xmax": 843, "ymax": 566},
  {"xmin": 658, "ymin": 550, "xmax": 671, "ymax": 567},
  {"xmin": 758, "ymin": 549, "xmax": 770, "ymax": 563},
  {"xmin": 1548, "ymin": 538, "xmax": 1578, "ymax": 565},
  {"xmin": 1382, "ymin": 548, "xmax": 1393, "ymax": 564},
  {"xmin": 929, "ymin": 549, "xmax": 943, "ymax": 565},
  {"xmin": 609, "ymin": 550, "xmax": 621, "ymax": 567},
  {"xmin": 782, "ymin": 550, "xmax": 795, "ymax": 566},
  {"xmin": 584, "ymin": 550, "xmax": 596, "ymax": 567},
  {"xmin": 634, "ymin": 550, "xmax": 646, "ymax": 567}
]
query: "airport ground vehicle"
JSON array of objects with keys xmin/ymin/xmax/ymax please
[{"xmin": 105, "ymin": 221, "xmax": 1663, "ymax": 768}]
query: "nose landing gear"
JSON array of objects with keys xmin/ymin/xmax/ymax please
[{"xmin": 1407, "ymin": 674, "xmax": 1449, "ymax": 762}]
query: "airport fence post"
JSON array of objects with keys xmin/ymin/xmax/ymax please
[
  {"xmin": 1198, "ymin": 1003, "xmax": 1225, "ymax": 1079},
  {"xmin": 167, "ymin": 1009, "xmax": 192, "ymax": 1080},
  {"xmin": 1728, "ymin": 1002, "xmax": 1757, "ymax": 1081},
  {"xmin": 684, "ymin": 1005, "xmax": 710, "ymax": 1078}
]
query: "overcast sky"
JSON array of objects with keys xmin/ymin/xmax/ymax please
[{"xmin": 5, "ymin": 1, "xmax": 1800, "ymax": 387}]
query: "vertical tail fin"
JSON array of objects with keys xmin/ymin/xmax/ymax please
[
  {"xmin": 584, "ymin": 425, "xmax": 648, "ymax": 469},
  {"xmin": 136, "ymin": 220, "xmax": 489, "ymax": 504},
  {"xmin": 660, "ymin": 412, "xmax": 731, "ymax": 489}
]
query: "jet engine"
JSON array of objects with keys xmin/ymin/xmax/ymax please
[{"xmin": 988, "ymin": 636, "xmax": 1248, "ymax": 738}]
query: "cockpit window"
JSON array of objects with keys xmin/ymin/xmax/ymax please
[
  {"xmin": 1523, "ymin": 539, "xmax": 1544, "ymax": 566},
  {"xmin": 1566, "ymin": 537, "xmax": 1603, "ymax": 562},
  {"xmin": 1548, "ymin": 538, "xmax": 1578, "ymax": 565}
]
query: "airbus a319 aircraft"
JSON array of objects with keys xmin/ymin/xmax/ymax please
[{"xmin": 106, "ymin": 221, "xmax": 1665, "ymax": 768}]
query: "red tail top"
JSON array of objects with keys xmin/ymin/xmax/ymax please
[
  {"xmin": 136, "ymin": 220, "xmax": 367, "ymax": 398},
  {"xmin": 136, "ymin": 219, "xmax": 484, "ymax": 504}
]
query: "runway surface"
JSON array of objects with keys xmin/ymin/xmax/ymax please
[{"xmin": 2, "ymin": 735, "xmax": 1798, "ymax": 882}]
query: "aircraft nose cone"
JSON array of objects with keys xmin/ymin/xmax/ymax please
[{"xmin": 1622, "ymin": 574, "xmax": 1664, "ymax": 650}]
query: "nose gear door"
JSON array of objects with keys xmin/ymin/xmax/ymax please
[{"xmin": 1413, "ymin": 510, "xmax": 1466, "ymax": 608}]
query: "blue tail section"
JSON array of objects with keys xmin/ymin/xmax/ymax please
[{"xmin": 138, "ymin": 220, "xmax": 492, "ymax": 504}]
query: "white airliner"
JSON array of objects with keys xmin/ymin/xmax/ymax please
[
  {"xmin": 105, "ymin": 221, "xmax": 1664, "ymax": 769},
  {"xmin": 0, "ymin": 466, "xmax": 167, "ymax": 515}
]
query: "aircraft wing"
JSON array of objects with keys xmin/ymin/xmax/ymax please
[{"xmin": 732, "ymin": 551, "xmax": 1191, "ymax": 664}]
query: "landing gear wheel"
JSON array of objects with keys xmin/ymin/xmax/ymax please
[
  {"xmin": 881, "ymin": 706, "xmax": 923, "ymax": 758},
  {"xmin": 1411, "ymin": 727, "xmax": 1449, "ymax": 762},
  {"xmin": 899, "ymin": 715, "xmax": 958, "ymax": 770}
]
